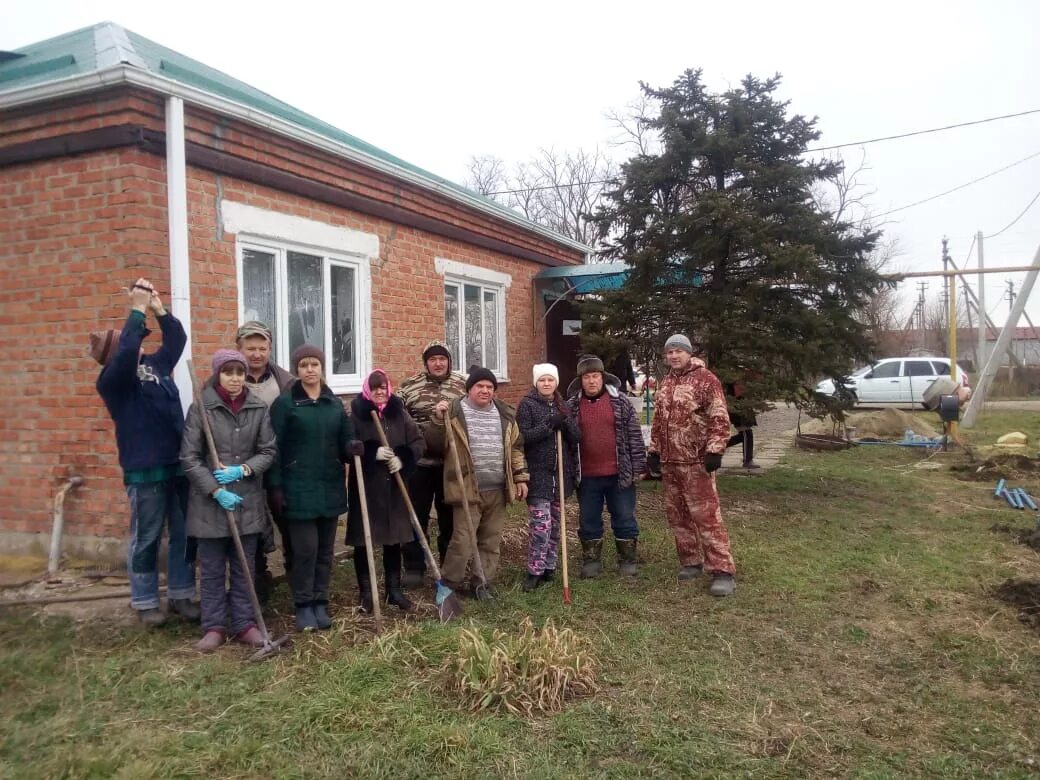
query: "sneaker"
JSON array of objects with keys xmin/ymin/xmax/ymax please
[
  {"xmin": 709, "ymin": 573, "xmax": 736, "ymax": 597},
  {"xmin": 313, "ymin": 603, "xmax": 332, "ymax": 630},
  {"xmin": 522, "ymin": 573, "xmax": 543, "ymax": 593},
  {"xmin": 295, "ymin": 604, "xmax": 318, "ymax": 631},
  {"xmin": 194, "ymin": 629, "xmax": 225, "ymax": 652},
  {"xmin": 137, "ymin": 608, "xmax": 168, "ymax": 627},
  {"xmin": 169, "ymin": 598, "xmax": 201, "ymax": 622},
  {"xmin": 234, "ymin": 626, "xmax": 267, "ymax": 647},
  {"xmin": 678, "ymin": 564, "xmax": 704, "ymax": 581}
]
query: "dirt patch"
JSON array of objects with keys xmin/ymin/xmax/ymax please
[
  {"xmin": 952, "ymin": 453, "xmax": 1040, "ymax": 482},
  {"xmin": 801, "ymin": 409, "xmax": 937, "ymax": 439},
  {"xmin": 994, "ymin": 579, "xmax": 1040, "ymax": 631},
  {"xmin": 991, "ymin": 523, "xmax": 1040, "ymax": 551}
]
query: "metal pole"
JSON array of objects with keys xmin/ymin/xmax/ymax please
[
  {"xmin": 947, "ymin": 271, "xmax": 958, "ymax": 438},
  {"xmin": 962, "ymin": 241, "xmax": 1040, "ymax": 428},
  {"xmin": 977, "ymin": 231, "xmax": 986, "ymax": 372},
  {"xmin": 939, "ymin": 255, "xmax": 1025, "ymax": 370}
]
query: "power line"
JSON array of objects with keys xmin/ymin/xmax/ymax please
[
  {"xmin": 483, "ymin": 108, "xmax": 1040, "ymax": 196},
  {"xmin": 985, "ymin": 188, "xmax": 1040, "ymax": 238},
  {"xmin": 805, "ymin": 108, "xmax": 1040, "ymax": 153},
  {"xmin": 874, "ymin": 150, "xmax": 1040, "ymax": 219}
]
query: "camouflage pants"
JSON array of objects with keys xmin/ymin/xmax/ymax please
[
  {"xmin": 526, "ymin": 498, "xmax": 560, "ymax": 576},
  {"xmin": 661, "ymin": 463, "xmax": 735, "ymax": 574}
]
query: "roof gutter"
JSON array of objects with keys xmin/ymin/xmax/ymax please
[{"xmin": 0, "ymin": 64, "xmax": 592, "ymax": 257}]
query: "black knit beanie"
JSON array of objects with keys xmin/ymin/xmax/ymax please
[{"xmin": 466, "ymin": 367, "xmax": 498, "ymax": 391}]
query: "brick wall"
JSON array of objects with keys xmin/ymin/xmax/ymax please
[{"xmin": 0, "ymin": 92, "xmax": 575, "ymax": 553}]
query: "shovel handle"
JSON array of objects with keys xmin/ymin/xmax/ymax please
[
  {"xmin": 556, "ymin": 430, "xmax": 571, "ymax": 605},
  {"xmin": 352, "ymin": 454, "xmax": 383, "ymax": 633}
]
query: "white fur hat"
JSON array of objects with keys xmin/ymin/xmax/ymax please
[{"xmin": 532, "ymin": 363, "xmax": 560, "ymax": 385}]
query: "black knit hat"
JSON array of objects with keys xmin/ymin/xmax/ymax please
[
  {"xmin": 422, "ymin": 342, "xmax": 451, "ymax": 362},
  {"xmin": 576, "ymin": 354, "xmax": 605, "ymax": 376},
  {"xmin": 466, "ymin": 366, "xmax": 498, "ymax": 391}
]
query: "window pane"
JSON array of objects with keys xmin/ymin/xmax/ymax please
[
  {"xmin": 932, "ymin": 361, "xmax": 951, "ymax": 375},
  {"xmin": 242, "ymin": 248, "xmax": 277, "ymax": 352},
  {"xmin": 287, "ymin": 251, "xmax": 324, "ymax": 360},
  {"xmin": 906, "ymin": 360, "xmax": 935, "ymax": 377},
  {"xmin": 483, "ymin": 290, "xmax": 498, "ymax": 371},
  {"xmin": 444, "ymin": 284, "xmax": 460, "ymax": 365},
  {"xmin": 464, "ymin": 284, "xmax": 482, "ymax": 371},
  {"xmin": 331, "ymin": 265, "xmax": 356, "ymax": 375},
  {"xmin": 872, "ymin": 361, "xmax": 900, "ymax": 378}
]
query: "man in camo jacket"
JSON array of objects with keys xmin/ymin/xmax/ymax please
[
  {"xmin": 398, "ymin": 341, "xmax": 467, "ymax": 586},
  {"xmin": 649, "ymin": 334, "xmax": 737, "ymax": 597}
]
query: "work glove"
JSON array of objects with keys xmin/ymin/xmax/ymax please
[
  {"xmin": 375, "ymin": 446, "xmax": 395, "ymax": 462},
  {"xmin": 213, "ymin": 465, "xmax": 244, "ymax": 484},
  {"xmin": 347, "ymin": 440, "xmax": 365, "ymax": 458},
  {"xmin": 703, "ymin": 453, "xmax": 723, "ymax": 473},
  {"xmin": 548, "ymin": 411, "xmax": 566, "ymax": 430},
  {"xmin": 385, "ymin": 455, "xmax": 403, "ymax": 474},
  {"xmin": 647, "ymin": 452, "xmax": 661, "ymax": 474},
  {"xmin": 213, "ymin": 488, "xmax": 244, "ymax": 511}
]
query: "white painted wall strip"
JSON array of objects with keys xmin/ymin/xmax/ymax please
[{"xmin": 165, "ymin": 96, "xmax": 193, "ymax": 414}]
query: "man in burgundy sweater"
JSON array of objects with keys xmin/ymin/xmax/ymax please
[{"xmin": 565, "ymin": 355, "xmax": 647, "ymax": 578}]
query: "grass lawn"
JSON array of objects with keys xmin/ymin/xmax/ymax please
[{"xmin": 2, "ymin": 412, "xmax": 1039, "ymax": 778}]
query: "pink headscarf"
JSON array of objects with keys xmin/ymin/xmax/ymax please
[{"xmin": 362, "ymin": 369, "xmax": 393, "ymax": 417}]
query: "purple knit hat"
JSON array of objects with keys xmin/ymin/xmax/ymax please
[{"xmin": 212, "ymin": 348, "xmax": 248, "ymax": 375}]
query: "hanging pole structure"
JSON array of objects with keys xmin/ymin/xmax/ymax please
[
  {"xmin": 961, "ymin": 241, "xmax": 1040, "ymax": 428},
  {"xmin": 977, "ymin": 231, "xmax": 986, "ymax": 372}
]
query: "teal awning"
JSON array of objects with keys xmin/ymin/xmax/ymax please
[{"xmin": 534, "ymin": 262, "xmax": 631, "ymax": 300}]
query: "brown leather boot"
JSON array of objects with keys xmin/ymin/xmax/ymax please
[{"xmin": 580, "ymin": 539, "xmax": 603, "ymax": 579}]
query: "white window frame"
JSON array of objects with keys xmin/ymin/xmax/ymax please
[
  {"xmin": 225, "ymin": 201, "xmax": 376, "ymax": 394},
  {"xmin": 436, "ymin": 258, "xmax": 511, "ymax": 383}
]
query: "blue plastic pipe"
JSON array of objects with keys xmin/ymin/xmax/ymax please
[
  {"xmin": 1008, "ymin": 489, "xmax": 1022, "ymax": 509},
  {"xmin": 995, "ymin": 479, "xmax": 1006, "ymax": 498},
  {"xmin": 1020, "ymin": 491, "xmax": 1038, "ymax": 510}
]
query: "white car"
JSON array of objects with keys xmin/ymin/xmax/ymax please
[{"xmin": 816, "ymin": 357, "xmax": 971, "ymax": 409}]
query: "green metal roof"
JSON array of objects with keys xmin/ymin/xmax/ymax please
[
  {"xmin": 534, "ymin": 262, "xmax": 631, "ymax": 298},
  {"xmin": 0, "ymin": 22, "xmax": 590, "ymax": 254}
]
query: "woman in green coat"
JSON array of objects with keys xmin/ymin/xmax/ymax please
[{"xmin": 269, "ymin": 345, "xmax": 358, "ymax": 631}]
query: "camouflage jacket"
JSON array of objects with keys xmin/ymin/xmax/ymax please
[
  {"xmin": 398, "ymin": 370, "xmax": 467, "ymax": 466},
  {"xmin": 650, "ymin": 358, "xmax": 731, "ymax": 464}
]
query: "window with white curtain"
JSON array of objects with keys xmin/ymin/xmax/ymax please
[
  {"xmin": 438, "ymin": 259, "xmax": 510, "ymax": 380},
  {"xmin": 238, "ymin": 240, "xmax": 368, "ymax": 392}
]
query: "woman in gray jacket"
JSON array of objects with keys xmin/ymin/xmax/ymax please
[{"xmin": 181, "ymin": 349, "xmax": 277, "ymax": 652}]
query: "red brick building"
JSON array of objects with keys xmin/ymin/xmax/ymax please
[{"xmin": 0, "ymin": 24, "xmax": 588, "ymax": 560}]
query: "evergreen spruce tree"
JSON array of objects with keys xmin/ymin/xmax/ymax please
[{"xmin": 586, "ymin": 70, "xmax": 884, "ymax": 415}]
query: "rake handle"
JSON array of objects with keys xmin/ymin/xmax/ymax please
[
  {"xmin": 186, "ymin": 361, "xmax": 272, "ymax": 643},
  {"xmin": 368, "ymin": 411, "xmax": 449, "ymax": 584},
  {"xmin": 556, "ymin": 430, "xmax": 571, "ymax": 605},
  {"xmin": 352, "ymin": 453, "xmax": 383, "ymax": 633}
]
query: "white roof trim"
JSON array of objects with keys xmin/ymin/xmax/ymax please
[{"xmin": 0, "ymin": 61, "xmax": 592, "ymax": 257}]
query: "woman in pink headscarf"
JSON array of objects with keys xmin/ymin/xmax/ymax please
[{"xmin": 347, "ymin": 369, "xmax": 425, "ymax": 613}]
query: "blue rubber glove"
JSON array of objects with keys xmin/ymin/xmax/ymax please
[
  {"xmin": 214, "ymin": 489, "xmax": 244, "ymax": 511},
  {"xmin": 213, "ymin": 465, "xmax": 245, "ymax": 484}
]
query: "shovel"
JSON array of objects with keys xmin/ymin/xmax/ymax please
[
  {"xmin": 369, "ymin": 411, "xmax": 462, "ymax": 621},
  {"xmin": 351, "ymin": 453, "xmax": 383, "ymax": 634},
  {"xmin": 186, "ymin": 362, "xmax": 290, "ymax": 662},
  {"xmin": 556, "ymin": 430, "xmax": 572, "ymax": 605}
]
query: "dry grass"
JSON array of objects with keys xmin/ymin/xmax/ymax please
[{"xmin": 441, "ymin": 617, "xmax": 597, "ymax": 715}]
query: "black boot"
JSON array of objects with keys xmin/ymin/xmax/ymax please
[
  {"xmin": 580, "ymin": 539, "xmax": 603, "ymax": 579},
  {"xmin": 540, "ymin": 569, "xmax": 556, "ymax": 584},
  {"xmin": 615, "ymin": 539, "xmax": 639, "ymax": 576},
  {"xmin": 385, "ymin": 569, "xmax": 416, "ymax": 612},
  {"xmin": 356, "ymin": 572, "xmax": 375, "ymax": 614},
  {"xmin": 522, "ymin": 573, "xmax": 543, "ymax": 592}
]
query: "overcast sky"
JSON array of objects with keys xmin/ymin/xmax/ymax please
[{"xmin": 6, "ymin": 0, "xmax": 1040, "ymax": 328}]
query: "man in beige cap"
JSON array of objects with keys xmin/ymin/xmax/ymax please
[{"xmin": 235, "ymin": 321, "xmax": 295, "ymax": 599}]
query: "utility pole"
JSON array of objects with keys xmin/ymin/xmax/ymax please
[
  {"xmin": 963, "ymin": 241, "xmax": 1040, "ymax": 428},
  {"xmin": 916, "ymin": 281, "xmax": 929, "ymax": 343},
  {"xmin": 1006, "ymin": 279, "xmax": 1017, "ymax": 382},
  {"xmin": 963, "ymin": 282, "xmax": 978, "ymax": 371},
  {"xmin": 942, "ymin": 238, "xmax": 951, "ymax": 327},
  {"xmin": 977, "ymin": 230, "xmax": 985, "ymax": 372}
]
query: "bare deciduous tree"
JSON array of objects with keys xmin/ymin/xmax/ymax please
[{"xmin": 465, "ymin": 148, "xmax": 617, "ymax": 248}]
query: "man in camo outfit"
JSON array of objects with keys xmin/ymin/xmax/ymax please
[
  {"xmin": 649, "ymin": 334, "xmax": 737, "ymax": 596},
  {"xmin": 398, "ymin": 341, "xmax": 467, "ymax": 586}
]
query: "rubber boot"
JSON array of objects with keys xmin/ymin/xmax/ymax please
[
  {"xmin": 540, "ymin": 569, "xmax": 556, "ymax": 584},
  {"xmin": 385, "ymin": 569, "xmax": 416, "ymax": 613},
  {"xmin": 357, "ymin": 572, "xmax": 375, "ymax": 615},
  {"xmin": 402, "ymin": 569, "xmax": 425, "ymax": 588},
  {"xmin": 615, "ymin": 539, "xmax": 639, "ymax": 576},
  {"xmin": 295, "ymin": 604, "xmax": 318, "ymax": 631},
  {"xmin": 313, "ymin": 601, "xmax": 332, "ymax": 630},
  {"xmin": 579, "ymin": 539, "xmax": 603, "ymax": 579},
  {"xmin": 522, "ymin": 573, "xmax": 543, "ymax": 592}
]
